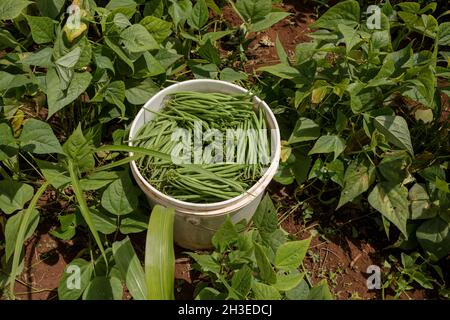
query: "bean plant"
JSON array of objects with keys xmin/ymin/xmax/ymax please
[
  {"xmin": 259, "ymin": 0, "xmax": 449, "ymax": 293},
  {"xmin": 0, "ymin": 0, "xmax": 449, "ymax": 300}
]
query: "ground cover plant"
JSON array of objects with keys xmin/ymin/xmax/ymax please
[{"xmin": 0, "ymin": 0, "xmax": 449, "ymax": 300}]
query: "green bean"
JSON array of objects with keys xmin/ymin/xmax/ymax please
[{"xmin": 134, "ymin": 91, "xmax": 269, "ymax": 203}]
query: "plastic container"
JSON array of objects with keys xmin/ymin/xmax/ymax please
[{"xmin": 129, "ymin": 79, "xmax": 281, "ymax": 249}]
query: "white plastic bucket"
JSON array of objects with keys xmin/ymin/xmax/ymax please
[{"xmin": 129, "ymin": 79, "xmax": 281, "ymax": 249}]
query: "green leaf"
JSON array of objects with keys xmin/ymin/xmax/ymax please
[
  {"xmin": 235, "ymin": 0, "xmax": 272, "ymax": 23},
  {"xmin": 0, "ymin": 122, "xmax": 18, "ymax": 161},
  {"xmin": 188, "ymin": 253, "xmax": 221, "ymax": 274},
  {"xmin": 155, "ymin": 48, "xmax": 182, "ymax": 69},
  {"xmin": 205, "ymin": 0, "xmax": 220, "ymax": 15},
  {"xmin": 373, "ymin": 115, "xmax": 413, "ymax": 155},
  {"xmin": 307, "ymin": 279, "xmax": 333, "ymax": 300},
  {"xmin": 80, "ymin": 171, "xmax": 120, "ymax": 191},
  {"xmin": 0, "ymin": 72, "xmax": 32, "ymax": 92},
  {"xmin": 378, "ymin": 151, "xmax": 411, "ymax": 183},
  {"xmin": 105, "ymin": 36, "xmax": 135, "ymax": 72},
  {"xmin": 258, "ymin": 63, "xmax": 300, "ymax": 79},
  {"xmin": 368, "ymin": 182, "xmax": 409, "ymax": 237},
  {"xmin": 74, "ymin": 38, "xmax": 92, "ymax": 69},
  {"xmin": 50, "ymin": 213, "xmax": 77, "ymax": 240},
  {"xmin": 337, "ymin": 159, "xmax": 375, "ymax": 209},
  {"xmin": 58, "ymin": 258, "xmax": 94, "ymax": 300},
  {"xmin": 121, "ymin": 24, "xmax": 159, "ymax": 53},
  {"xmin": 113, "ymin": 13, "xmax": 131, "ymax": 29},
  {"xmin": 91, "ymin": 208, "xmax": 117, "ymax": 235},
  {"xmin": 311, "ymin": 0, "xmax": 360, "ymax": 31},
  {"xmin": 397, "ymin": 2, "xmax": 420, "ymax": 13},
  {"xmin": 55, "ymin": 47, "xmax": 81, "ymax": 68},
  {"xmin": 82, "ymin": 276, "xmax": 123, "ymax": 300},
  {"xmin": 0, "ymin": 181, "xmax": 34, "ymax": 215},
  {"xmin": 47, "ymin": 70, "xmax": 92, "ymax": 118},
  {"xmin": 106, "ymin": 0, "xmax": 136, "ymax": 12},
  {"xmin": 252, "ymin": 281, "xmax": 281, "ymax": 300},
  {"xmin": 0, "ymin": 0, "xmax": 30, "ymax": 20},
  {"xmin": 438, "ymin": 22, "xmax": 450, "ymax": 46},
  {"xmin": 419, "ymin": 165, "xmax": 445, "ymax": 183},
  {"xmin": 125, "ymin": 78, "xmax": 159, "ymax": 105},
  {"xmin": 399, "ymin": 12, "xmax": 438, "ymax": 39},
  {"xmin": 375, "ymin": 44, "xmax": 411, "ymax": 78},
  {"xmin": 275, "ymin": 238, "xmax": 311, "ymax": 271},
  {"xmin": 21, "ymin": 47, "xmax": 54, "ymax": 68},
  {"xmin": 308, "ymin": 135, "xmax": 346, "ymax": 160},
  {"xmin": 119, "ymin": 212, "xmax": 148, "ymax": 234},
  {"xmin": 145, "ymin": 205, "xmax": 175, "ymax": 300},
  {"xmin": 416, "ymin": 216, "xmax": 450, "ymax": 260},
  {"xmin": 25, "ymin": 15, "xmax": 56, "ymax": 44},
  {"xmin": 253, "ymin": 194, "xmax": 278, "ymax": 234},
  {"xmin": 188, "ymin": 62, "xmax": 218, "ymax": 79},
  {"xmin": 288, "ymin": 117, "xmax": 320, "ymax": 144},
  {"xmin": 201, "ymin": 30, "xmax": 234, "ymax": 44},
  {"xmin": 144, "ymin": 0, "xmax": 164, "ymax": 18},
  {"xmin": 101, "ymin": 177, "xmax": 139, "ymax": 216},
  {"xmin": 337, "ymin": 24, "xmax": 361, "ymax": 53},
  {"xmin": 63, "ymin": 124, "xmax": 95, "ymax": 173},
  {"xmin": 198, "ymin": 40, "xmax": 221, "ymax": 66},
  {"xmin": 112, "ymin": 236, "xmax": 147, "ymax": 300},
  {"xmin": 93, "ymin": 51, "xmax": 115, "ymax": 74},
  {"xmin": 212, "ymin": 217, "xmax": 239, "ymax": 252},
  {"xmin": 409, "ymin": 183, "xmax": 436, "ymax": 220},
  {"xmin": 231, "ymin": 265, "xmax": 252, "ymax": 297},
  {"xmin": 273, "ymin": 272, "xmax": 305, "ymax": 291},
  {"xmin": 0, "ymin": 28, "xmax": 18, "ymax": 49},
  {"xmin": 254, "ymin": 243, "xmax": 276, "ymax": 284},
  {"xmin": 436, "ymin": 178, "xmax": 450, "ymax": 194},
  {"xmin": 273, "ymin": 163, "xmax": 295, "ymax": 185},
  {"xmin": 347, "ymin": 83, "xmax": 381, "ymax": 113},
  {"xmin": 249, "ymin": 12, "xmax": 290, "ymax": 33},
  {"xmin": 105, "ymin": 81, "xmax": 126, "ymax": 116},
  {"xmin": 134, "ymin": 52, "xmax": 165, "ymax": 78},
  {"xmin": 35, "ymin": 160, "xmax": 70, "ymax": 189},
  {"xmin": 5, "ymin": 209, "xmax": 39, "ymax": 262},
  {"xmin": 325, "ymin": 159, "xmax": 345, "ymax": 187},
  {"xmin": 286, "ymin": 279, "xmax": 310, "ymax": 300},
  {"xmin": 187, "ymin": 0, "xmax": 208, "ymax": 30},
  {"xmin": 168, "ymin": 0, "xmax": 192, "ymax": 28},
  {"xmin": 292, "ymin": 152, "xmax": 311, "ymax": 185},
  {"xmin": 195, "ymin": 287, "xmax": 226, "ymax": 300},
  {"xmin": 19, "ymin": 118, "xmax": 63, "ymax": 154},
  {"xmin": 140, "ymin": 16, "xmax": 172, "ymax": 43},
  {"xmin": 219, "ymin": 67, "xmax": 247, "ymax": 82},
  {"xmin": 36, "ymin": 0, "xmax": 65, "ymax": 19}
]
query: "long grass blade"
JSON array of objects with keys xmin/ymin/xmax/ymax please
[
  {"xmin": 145, "ymin": 205, "xmax": 175, "ymax": 300},
  {"xmin": 9, "ymin": 181, "xmax": 49, "ymax": 297},
  {"xmin": 67, "ymin": 160, "xmax": 107, "ymax": 262}
]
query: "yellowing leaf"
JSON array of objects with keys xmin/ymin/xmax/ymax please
[
  {"xmin": 280, "ymin": 141, "xmax": 292, "ymax": 162},
  {"xmin": 11, "ymin": 109, "xmax": 24, "ymax": 137},
  {"xmin": 414, "ymin": 109, "xmax": 433, "ymax": 123},
  {"xmin": 63, "ymin": 23, "xmax": 88, "ymax": 43}
]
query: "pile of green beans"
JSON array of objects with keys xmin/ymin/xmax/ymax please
[{"xmin": 132, "ymin": 91, "xmax": 270, "ymax": 203}]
